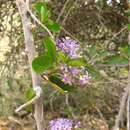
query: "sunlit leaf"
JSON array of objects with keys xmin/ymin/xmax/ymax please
[
  {"xmin": 34, "ymin": 2, "xmax": 46, "ymax": 14},
  {"xmin": 34, "ymin": 2, "xmax": 51, "ymax": 23},
  {"xmin": 41, "ymin": 6, "xmax": 46, "ymax": 22}
]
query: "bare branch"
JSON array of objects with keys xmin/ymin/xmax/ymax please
[
  {"xmin": 15, "ymin": 86, "xmax": 42, "ymax": 113},
  {"xmin": 16, "ymin": 0, "xmax": 46, "ymax": 129},
  {"xmin": 28, "ymin": 9, "xmax": 54, "ymax": 39}
]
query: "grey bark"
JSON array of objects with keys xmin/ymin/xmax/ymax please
[{"xmin": 16, "ymin": 0, "xmax": 45, "ymax": 130}]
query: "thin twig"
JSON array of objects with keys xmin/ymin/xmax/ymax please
[
  {"xmin": 15, "ymin": 94, "xmax": 39, "ymax": 113},
  {"xmin": 65, "ymin": 93, "xmax": 76, "ymax": 119},
  {"xmin": 107, "ymin": 26, "xmax": 127, "ymax": 44},
  {"xmin": 28, "ymin": 10, "xmax": 54, "ymax": 39},
  {"xmin": 61, "ymin": 1, "xmax": 77, "ymax": 27},
  {"xmin": 62, "ymin": 27, "xmax": 82, "ymax": 44},
  {"xmin": 25, "ymin": 1, "xmax": 54, "ymax": 39},
  {"xmin": 94, "ymin": 106, "xmax": 109, "ymax": 130},
  {"xmin": 56, "ymin": 0, "xmax": 70, "ymax": 23}
]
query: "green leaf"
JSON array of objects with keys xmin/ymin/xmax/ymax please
[
  {"xmin": 86, "ymin": 64, "xmax": 102, "ymax": 80},
  {"xmin": 127, "ymin": 24, "xmax": 130, "ymax": 30},
  {"xmin": 98, "ymin": 50, "xmax": 110, "ymax": 58},
  {"xmin": 41, "ymin": 10, "xmax": 51, "ymax": 23},
  {"xmin": 41, "ymin": 6, "xmax": 46, "ymax": 22},
  {"xmin": 126, "ymin": 45, "xmax": 130, "ymax": 57},
  {"xmin": 44, "ymin": 10, "xmax": 51, "ymax": 22},
  {"xmin": 35, "ymin": 2, "xmax": 46, "ymax": 14},
  {"xmin": 57, "ymin": 51, "xmax": 67, "ymax": 63},
  {"xmin": 47, "ymin": 21, "xmax": 60, "ymax": 32},
  {"xmin": 43, "ymin": 37, "xmax": 57, "ymax": 63},
  {"xmin": 26, "ymin": 88, "xmax": 35, "ymax": 101},
  {"xmin": 7, "ymin": 78, "xmax": 13, "ymax": 89},
  {"xmin": 32, "ymin": 54, "xmax": 53, "ymax": 73},
  {"xmin": 67, "ymin": 58, "xmax": 86, "ymax": 67},
  {"xmin": 49, "ymin": 75, "xmax": 75, "ymax": 93},
  {"xmin": 104, "ymin": 55, "xmax": 129, "ymax": 65},
  {"xmin": 120, "ymin": 45, "xmax": 130, "ymax": 58},
  {"xmin": 34, "ymin": 2, "xmax": 51, "ymax": 23},
  {"xmin": 88, "ymin": 46, "xmax": 98, "ymax": 58}
]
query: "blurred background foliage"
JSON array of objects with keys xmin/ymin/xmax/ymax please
[{"xmin": 0, "ymin": 0, "xmax": 130, "ymax": 129}]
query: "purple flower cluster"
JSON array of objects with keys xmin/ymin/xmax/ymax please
[
  {"xmin": 60, "ymin": 64, "xmax": 91, "ymax": 86},
  {"xmin": 56, "ymin": 37, "xmax": 91, "ymax": 86},
  {"xmin": 56, "ymin": 37, "xmax": 81, "ymax": 59},
  {"xmin": 49, "ymin": 118, "xmax": 81, "ymax": 130}
]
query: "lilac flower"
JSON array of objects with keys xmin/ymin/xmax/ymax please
[
  {"xmin": 49, "ymin": 118, "xmax": 81, "ymax": 130},
  {"xmin": 70, "ymin": 67, "xmax": 81, "ymax": 75},
  {"xmin": 56, "ymin": 37, "xmax": 81, "ymax": 58},
  {"xmin": 56, "ymin": 37, "xmax": 91, "ymax": 86},
  {"xmin": 62, "ymin": 74, "xmax": 72, "ymax": 85},
  {"xmin": 79, "ymin": 75, "xmax": 91, "ymax": 85},
  {"xmin": 74, "ymin": 121, "xmax": 81, "ymax": 128},
  {"xmin": 59, "ymin": 64, "xmax": 90, "ymax": 86}
]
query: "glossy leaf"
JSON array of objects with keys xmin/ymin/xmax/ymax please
[
  {"xmin": 47, "ymin": 21, "xmax": 60, "ymax": 32},
  {"xmin": 43, "ymin": 37, "xmax": 56, "ymax": 63},
  {"xmin": 40, "ymin": 6, "xmax": 46, "ymax": 22},
  {"xmin": 34, "ymin": 2, "xmax": 51, "ymax": 23},
  {"xmin": 49, "ymin": 75, "xmax": 75, "ymax": 93},
  {"xmin": 32, "ymin": 54, "xmax": 53, "ymax": 73},
  {"xmin": 35, "ymin": 2, "xmax": 47, "ymax": 14}
]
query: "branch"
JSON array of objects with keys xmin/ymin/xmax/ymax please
[
  {"xmin": 62, "ymin": 27, "xmax": 82, "ymax": 45},
  {"xmin": 15, "ymin": 86, "xmax": 42, "ymax": 113},
  {"xmin": 28, "ymin": 9, "xmax": 54, "ymax": 39},
  {"xmin": 65, "ymin": 93, "xmax": 76, "ymax": 119},
  {"xmin": 24, "ymin": 0, "xmax": 54, "ymax": 39},
  {"xmin": 113, "ymin": 19, "xmax": 130, "ymax": 130},
  {"xmin": 16, "ymin": 0, "xmax": 45, "ymax": 129},
  {"xmin": 56, "ymin": 0, "xmax": 70, "ymax": 23}
]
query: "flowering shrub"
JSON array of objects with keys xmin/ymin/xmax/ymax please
[
  {"xmin": 32, "ymin": 2, "xmax": 91, "ymax": 91},
  {"xmin": 56, "ymin": 37, "xmax": 91, "ymax": 86},
  {"xmin": 49, "ymin": 118, "xmax": 81, "ymax": 130}
]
